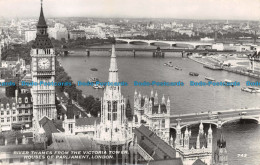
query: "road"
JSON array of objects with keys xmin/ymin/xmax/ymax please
[{"xmin": 169, "ymin": 108, "xmax": 260, "ymax": 126}]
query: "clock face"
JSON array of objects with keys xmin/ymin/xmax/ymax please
[{"xmin": 38, "ymin": 58, "xmax": 51, "ymax": 70}]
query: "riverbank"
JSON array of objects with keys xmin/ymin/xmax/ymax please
[
  {"xmin": 188, "ymin": 56, "xmax": 260, "ymax": 79},
  {"xmin": 55, "ymin": 59, "xmax": 101, "ymax": 117}
]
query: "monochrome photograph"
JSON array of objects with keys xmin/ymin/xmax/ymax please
[{"xmin": 0, "ymin": 0, "xmax": 260, "ymax": 165}]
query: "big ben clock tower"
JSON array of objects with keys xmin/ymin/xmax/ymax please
[{"xmin": 31, "ymin": 0, "xmax": 57, "ymax": 123}]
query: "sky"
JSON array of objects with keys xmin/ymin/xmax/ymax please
[{"xmin": 0, "ymin": 0, "xmax": 260, "ymax": 20}]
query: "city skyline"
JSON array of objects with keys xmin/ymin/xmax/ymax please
[{"xmin": 0, "ymin": 0, "xmax": 260, "ymax": 20}]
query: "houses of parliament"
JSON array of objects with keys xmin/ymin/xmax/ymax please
[{"xmin": 0, "ymin": 1, "xmax": 228, "ymax": 165}]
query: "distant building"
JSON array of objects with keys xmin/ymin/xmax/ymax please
[
  {"xmin": 201, "ymin": 37, "xmax": 214, "ymax": 42},
  {"xmin": 0, "ymin": 29, "xmax": 11, "ymax": 50},
  {"xmin": 0, "ymin": 97, "xmax": 16, "ymax": 131},
  {"xmin": 48, "ymin": 23, "xmax": 68, "ymax": 40},
  {"xmin": 24, "ymin": 30, "xmax": 36, "ymax": 42},
  {"xmin": 235, "ymin": 44, "xmax": 251, "ymax": 52},
  {"xmin": 212, "ymin": 43, "xmax": 224, "ymax": 51},
  {"xmin": 178, "ymin": 29, "xmax": 194, "ymax": 37},
  {"xmin": 0, "ymin": 88, "xmax": 33, "ymax": 132},
  {"xmin": 69, "ymin": 30, "xmax": 85, "ymax": 40}
]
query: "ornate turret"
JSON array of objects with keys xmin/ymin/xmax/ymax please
[
  {"xmin": 161, "ymin": 94, "xmax": 165, "ymax": 104},
  {"xmin": 154, "ymin": 91, "xmax": 158, "ymax": 105},
  {"xmin": 189, "ymin": 130, "xmax": 192, "ymax": 137},
  {"xmin": 180, "ymin": 133, "xmax": 184, "ymax": 146},
  {"xmin": 63, "ymin": 103, "xmax": 76, "ymax": 135},
  {"xmin": 217, "ymin": 132, "xmax": 226, "ymax": 148},
  {"xmin": 94, "ymin": 41, "xmax": 130, "ymax": 146},
  {"xmin": 126, "ymin": 98, "xmax": 133, "ymax": 121},
  {"xmin": 108, "ymin": 43, "xmax": 118, "ymax": 82},
  {"xmin": 66, "ymin": 95, "xmax": 74, "ymax": 119},
  {"xmin": 214, "ymin": 131, "xmax": 228, "ymax": 165},
  {"xmin": 37, "ymin": 1, "xmax": 47, "ymax": 28},
  {"xmin": 32, "ymin": 0, "xmax": 53, "ymax": 49},
  {"xmin": 208, "ymin": 124, "xmax": 212, "ymax": 149},
  {"xmin": 199, "ymin": 121, "xmax": 204, "ymax": 134},
  {"xmin": 166, "ymin": 96, "xmax": 170, "ymax": 115},
  {"xmin": 170, "ymin": 136, "xmax": 174, "ymax": 147},
  {"xmin": 196, "ymin": 134, "xmax": 200, "ymax": 149},
  {"xmin": 158, "ymin": 104, "xmax": 161, "ymax": 114},
  {"xmin": 184, "ymin": 127, "xmax": 189, "ymax": 149},
  {"xmin": 175, "ymin": 119, "xmax": 181, "ymax": 147}
]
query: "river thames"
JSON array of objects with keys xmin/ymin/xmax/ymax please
[{"xmin": 60, "ymin": 43, "xmax": 260, "ymax": 165}]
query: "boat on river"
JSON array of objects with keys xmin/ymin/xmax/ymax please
[
  {"xmin": 203, "ymin": 64, "xmax": 223, "ymax": 70},
  {"xmin": 89, "ymin": 77, "xmax": 99, "ymax": 83},
  {"xmin": 205, "ymin": 77, "xmax": 215, "ymax": 81},
  {"xmin": 93, "ymin": 84, "xmax": 104, "ymax": 89},
  {"xmin": 175, "ymin": 66, "xmax": 182, "ymax": 70},
  {"xmin": 189, "ymin": 72, "xmax": 199, "ymax": 76},
  {"xmin": 224, "ymin": 79, "xmax": 234, "ymax": 86},
  {"xmin": 241, "ymin": 87, "xmax": 260, "ymax": 93},
  {"xmin": 90, "ymin": 68, "xmax": 98, "ymax": 71}
]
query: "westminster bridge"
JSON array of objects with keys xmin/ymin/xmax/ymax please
[{"xmin": 169, "ymin": 107, "xmax": 260, "ymax": 129}]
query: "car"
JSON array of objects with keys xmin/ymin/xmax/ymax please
[
  {"xmin": 217, "ymin": 112, "xmax": 222, "ymax": 115},
  {"xmin": 208, "ymin": 114, "xmax": 218, "ymax": 119},
  {"xmin": 239, "ymin": 112, "xmax": 247, "ymax": 115}
]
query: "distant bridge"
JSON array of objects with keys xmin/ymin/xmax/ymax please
[
  {"xmin": 83, "ymin": 47, "xmax": 246, "ymax": 58},
  {"xmin": 169, "ymin": 108, "xmax": 260, "ymax": 129},
  {"xmin": 115, "ymin": 38, "xmax": 213, "ymax": 48}
]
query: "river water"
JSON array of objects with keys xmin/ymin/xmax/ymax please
[{"xmin": 60, "ymin": 43, "xmax": 260, "ymax": 165}]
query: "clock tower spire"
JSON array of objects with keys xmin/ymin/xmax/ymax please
[
  {"xmin": 31, "ymin": 0, "xmax": 57, "ymax": 124},
  {"xmin": 32, "ymin": 0, "xmax": 53, "ymax": 49}
]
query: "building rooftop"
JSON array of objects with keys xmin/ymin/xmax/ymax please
[
  {"xmin": 147, "ymin": 159, "xmax": 183, "ymax": 165},
  {"xmin": 39, "ymin": 117, "xmax": 61, "ymax": 143},
  {"xmin": 75, "ymin": 117, "xmax": 101, "ymax": 126},
  {"xmin": 133, "ymin": 125, "xmax": 176, "ymax": 160},
  {"xmin": 192, "ymin": 159, "xmax": 207, "ymax": 165},
  {"xmin": 48, "ymin": 133, "xmax": 95, "ymax": 151},
  {"xmin": 0, "ymin": 97, "xmax": 16, "ymax": 108},
  {"xmin": 17, "ymin": 92, "xmax": 32, "ymax": 105},
  {"xmin": 0, "ymin": 131, "xmax": 39, "ymax": 152},
  {"xmin": 152, "ymin": 104, "xmax": 167, "ymax": 114}
]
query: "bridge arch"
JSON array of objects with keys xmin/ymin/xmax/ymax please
[
  {"xmin": 179, "ymin": 121, "xmax": 218, "ymax": 129},
  {"xmin": 149, "ymin": 41, "xmax": 172, "ymax": 46},
  {"xmin": 128, "ymin": 40, "xmax": 150, "ymax": 45},
  {"xmin": 220, "ymin": 117, "xmax": 259, "ymax": 127},
  {"xmin": 170, "ymin": 121, "xmax": 218, "ymax": 130},
  {"xmin": 116, "ymin": 40, "xmax": 129, "ymax": 44}
]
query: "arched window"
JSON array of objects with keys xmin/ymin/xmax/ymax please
[
  {"xmin": 113, "ymin": 101, "xmax": 117, "ymax": 112},
  {"xmin": 108, "ymin": 101, "xmax": 111, "ymax": 121},
  {"xmin": 25, "ymin": 97, "xmax": 28, "ymax": 103},
  {"xmin": 112, "ymin": 101, "xmax": 117, "ymax": 121}
]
